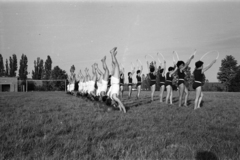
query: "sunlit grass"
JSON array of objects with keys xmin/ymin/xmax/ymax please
[{"xmin": 0, "ymin": 91, "xmax": 240, "ymax": 160}]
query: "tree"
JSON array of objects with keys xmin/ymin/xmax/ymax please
[
  {"xmin": 0, "ymin": 54, "xmax": 4, "ymax": 76},
  {"xmin": 9, "ymin": 56, "xmax": 13, "ymax": 76},
  {"xmin": 217, "ymin": 55, "xmax": 238, "ymax": 92},
  {"xmin": 5, "ymin": 59, "xmax": 9, "ymax": 76},
  {"xmin": 42, "ymin": 55, "xmax": 52, "ymax": 80},
  {"xmin": 41, "ymin": 56, "xmax": 52, "ymax": 90},
  {"xmin": 49, "ymin": 66, "xmax": 68, "ymax": 91},
  {"xmin": 32, "ymin": 57, "xmax": 44, "ymax": 80},
  {"xmin": 19, "ymin": 54, "xmax": 28, "ymax": 80},
  {"xmin": 229, "ymin": 66, "xmax": 240, "ymax": 92},
  {"xmin": 9, "ymin": 54, "xmax": 18, "ymax": 77}
]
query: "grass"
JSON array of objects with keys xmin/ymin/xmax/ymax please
[{"xmin": 0, "ymin": 91, "xmax": 240, "ymax": 160}]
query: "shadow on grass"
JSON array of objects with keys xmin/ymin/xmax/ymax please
[{"xmin": 195, "ymin": 151, "xmax": 218, "ymax": 160}]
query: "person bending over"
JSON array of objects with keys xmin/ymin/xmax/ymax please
[{"xmin": 107, "ymin": 47, "xmax": 126, "ymax": 113}]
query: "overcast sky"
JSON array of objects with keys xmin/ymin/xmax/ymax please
[{"xmin": 1, "ymin": 0, "xmax": 240, "ymax": 82}]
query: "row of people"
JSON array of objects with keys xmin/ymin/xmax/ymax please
[
  {"xmin": 72, "ymin": 47, "xmax": 127, "ymax": 113},
  {"xmin": 67, "ymin": 49, "xmax": 217, "ymax": 111}
]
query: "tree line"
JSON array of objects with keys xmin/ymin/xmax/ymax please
[
  {"xmin": 0, "ymin": 54, "xmax": 67, "ymax": 91},
  {"xmin": 0, "ymin": 54, "xmax": 239, "ymax": 92},
  {"xmin": 217, "ymin": 55, "xmax": 240, "ymax": 92}
]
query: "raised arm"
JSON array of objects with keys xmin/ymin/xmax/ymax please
[
  {"xmin": 147, "ymin": 61, "xmax": 150, "ymax": 73},
  {"xmin": 162, "ymin": 60, "xmax": 166, "ymax": 77},
  {"xmin": 202, "ymin": 59, "xmax": 217, "ymax": 73},
  {"xmin": 160, "ymin": 63, "xmax": 163, "ymax": 70},
  {"xmin": 131, "ymin": 67, "xmax": 136, "ymax": 75},
  {"xmin": 140, "ymin": 65, "xmax": 143, "ymax": 75},
  {"xmin": 120, "ymin": 67, "xmax": 125, "ymax": 75},
  {"xmin": 171, "ymin": 64, "xmax": 178, "ymax": 76},
  {"xmin": 181, "ymin": 53, "xmax": 195, "ymax": 72},
  {"xmin": 153, "ymin": 61, "xmax": 157, "ymax": 75}
]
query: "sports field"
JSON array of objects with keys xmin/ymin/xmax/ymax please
[{"xmin": 1, "ymin": 91, "xmax": 240, "ymax": 160}]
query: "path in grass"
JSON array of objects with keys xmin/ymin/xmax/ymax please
[{"xmin": 0, "ymin": 91, "xmax": 240, "ymax": 160}]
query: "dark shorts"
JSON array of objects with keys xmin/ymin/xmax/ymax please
[
  {"xmin": 150, "ymin": 81, "xmax": 156, "ymax": 86},
  {"xmin": 178, "ymin": 80, "xmax": 185, "ymax": 86},
  {"xmin": 159, "ymin": 82, "xmax": 165, "ymax": 88},
  {"xmin": 137, "ymin": 83, "xmax": 141, "ymax": 87},
  {"xmin": 192, "ymin": 82, "xmax": 202, "ymax": 90},
  {"xmin": 128, "ymin": 83, "xmax": 133, "ymax": 86},
  {"xmin": 165, "ymin": 81, "xmax": 172, "ymax": 87},
  {"xmin": 120, "ymin": 83, "xmax": 124, "ymax": 87}
]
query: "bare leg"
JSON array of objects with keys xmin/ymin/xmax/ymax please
[
  {"xmin": 110, "ymin": 48, "xmax": 126, "ymax": 113},
  {"xmin": 92, "ymin": 64, "xmax": 97, "ymax": 82},
  {"xmin": 160, "ymin": 85, "xmax": 165, "ymax": 102},
  {"xmin": 101, "ymin": 56, "xmax": 106, "ymax": 71},
  {"xmin": 110, "ymin": 47, "xmax": 117, "ymax": 62},
  {"xmin": 166, "ymin": 85, "xmax": 171, "ymax": 104},
  {"xmin": 194, "ymin": 87, "xmax": 201, "ymax": 109},
  {"xmin": 184, "ymin": 87, "xmax": 189, "ymax": 107},
  {"xmin": 113, "ymin": 94, "xmax": 126, "ymax": 113},
  {"xmin": 197, "ymin": 90, "xmax": 203, "ymax": 108},
  {"xmin": 170, "ymin": 87, "xmax": 173, "ymax": 104},
  {"xmin": 178, "ymin": 83, "xmax": 184, "ymax": 107},
  {"xmin": 95, "ymin": 63, "xmax": 103, "ymax": 81},
  {"xmin": 110, "ymin": 48, "xmax": 120, "ymax": 78},
  {"xmin": 102, "ymin": 56, "xmax": 109, "ymax": 81},
  {"xmin": 120, "ymin": 85, "xmax": 124, "ymax": 99},
  {"xmin": 128, "ymin": 85, "xmax": 132, "ymax": 98},
  {"xmin": 137, "ymin": 85, "xmax": 141, "ymax": 99},
  {"xmin": 151, "ymin": 84, "xmax": 156, "ymax": 101}
]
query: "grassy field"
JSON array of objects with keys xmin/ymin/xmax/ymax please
[{"xmin": 0, "ymin": 91, "xmax": 240, "ymax": 160}]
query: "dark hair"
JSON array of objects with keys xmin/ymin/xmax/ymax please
[
  {"xmin": 120, "ymin": 73, "xmax": 123, "ymax": 77},
  {"xmin": 150, "ymin": 66, "xmax": 155, "ymax": 72},
  {"xmin": 102, "ymin": 95, "xmax": 108, "ymax": 102},
  {"xmin": 177, "ymin": 61, "xmax": 185, "ymax": 68},
  {"xmin": 128, "ymin": 72, "xmax": 131, "ymax": 76},
  {"xmin": 137, "ymin": 70, "xmax": 140, "ymax": 74},
  {"xmin": 159, "ymin": 69, "xmax": 164, "ymax": 74},
  {"xmin": 168, "ymin": 67, "xmax": 174, "ymax": 71},
  {"xmin": 195, "ymin": 61, "xmax": 204, "ymax": 68}
]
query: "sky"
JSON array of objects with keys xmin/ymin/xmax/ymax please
[{"xmin": 0, "ymin": 0, "xmax": 240, "ymax": 82}]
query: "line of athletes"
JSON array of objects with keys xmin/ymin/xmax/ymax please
[{"xmin": 67, "ymin": 47, "xmax": 216, "ymax": 113}]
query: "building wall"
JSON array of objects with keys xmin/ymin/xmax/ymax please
[{"xmin": 0, "ymin": 77, "xmax": 18, "ymax": 92}]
